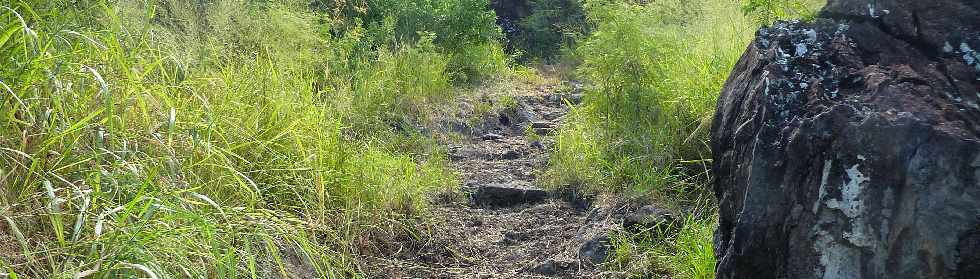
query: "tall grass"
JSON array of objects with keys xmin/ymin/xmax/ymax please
[
  {"xmin": 0, "ymin": 0, "xmax": 500, "ymax": 277},
  {"xmin": 610, "ymin": 205, "xmax": 717, "ymax": 279},
  {"xmin": 547, "ymin": 0, "xmax": 755, "ymax": 199}
]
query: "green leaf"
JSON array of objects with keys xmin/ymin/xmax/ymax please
[{"xmin": 0, "ymin": 22, "xmax": 22, "ymax": 50}]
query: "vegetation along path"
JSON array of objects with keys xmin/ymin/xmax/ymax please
[{"xmin": 361, "ymin": 81, "xmax": 626, "ymax": 278}]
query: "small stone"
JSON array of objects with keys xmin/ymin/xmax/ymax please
[
  {"xmin": 531, "ymin": 121, "xmax": 555, "ymax": 129},
  {"xmin": 472, "ymin": 183, "xmax": 548, "ymax": 207},
  {"xmin": 577, "ymin": 235, "xmax": 611, "ymax": 265},
  {"xmin": 624, "ymin": 205, "xmax": 679, "ymax": 233},
  {"xmin": 529, "ymin": 259, "xmax": 572, "ymax": 275},
  {"xmin": 500, "ymin": 150, "xmax": 520, "ymax": 160},
  {"xmin": 480, "ymin": 133, "xmax": 504, "ymax": 141},
  {"xmin": 530, "ymin": 141, "xmax": 545, "ymax": 149}
]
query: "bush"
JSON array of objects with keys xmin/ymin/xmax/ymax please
[
  {"xmin": 514, "ymin": 0, "xmax": 590, "ymax": 60},
  {"xmin": 741, "ymin": 0, "xmax": 820, "ymax": 25},
  {"xmin": 347, "ymin": 37, "xmax": 453, "ymax": 132},
  {"xmin": 310, "ymin": 0, "xmax": 506, "ymax": 82}
]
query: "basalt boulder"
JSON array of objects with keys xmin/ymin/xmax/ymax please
[{"xmin": 711, "ymin": 0, "xmax": 980, "ymax": 278}]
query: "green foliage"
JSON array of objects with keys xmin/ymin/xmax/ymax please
[
  {"xmin": 741, "ymin": 0, "xmax": 820, "ymax": 25},
  {"xmin": 515, "ymin": 0, "xmax": 590, "ymax": 60},
  {"xmin": 547, "ymin": 0, "xmax": 826, "ymax": 277},
  {"xmin": 547, "ymin": 0, "xmax": 751, "ymax": 197},
  {"xmin": 346, "ymin": 37, "xmax": 454, "ymax": 132},
  {"xmin": 314, "ymin": 0, "xmax": 501, "ymax": 47},
  {"xmin": 310, "ymin": 0, "xmax": 507, "ymax": 83},
  {"xmin": 449, "ymin": 42, "xmax": 511, "ymax": 82},
  {"xmin": 0, "ymin": 0, "xmax": 499, "ymax": 277},
  {"xmin": 610, "ymin": 205, "xmax": 717, "ymax": 279}
]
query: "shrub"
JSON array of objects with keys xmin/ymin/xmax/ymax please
[
  {"xmin": 741, "ymin": 0, "xmax": 820, "ymax": 25},
  {"xmin": 515, "ymin": 0, "xmax": 590, "ymax": 60},
  {"xmin": 310, "ymin": 0, "xmax": 502, "ymax": 53}
]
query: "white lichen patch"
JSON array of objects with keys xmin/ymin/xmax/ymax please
[
  {"xmin": 813, "ymin": 156, "xmax": 882, "ymax": 278},
  {"xmin": 814, "ymin": 160, "xmax": 833, "ymax": 214},
  {"xmin": 825, "ymin": 159, "xmax": 876, "ymax": 248},
  {"xmin": 835, "ymin": 24, "xmax": 850, "ymax": 37},
  {"xmin": 828, "ymin": 163, "xmax": 869, "ymax": 219},
  {"xmin": 815, "ymin": 229, "xmax": 862, "ymax": 279},
  {"xmin": 796, "ymin": 43, "xmax": 809, "ymax": 57},
  {"xmin": 963, "ymin": 43, "xmax": 976, "ymax": 64},
  {"xmin": 960, "ymin": 42, "xmax": 980, "ymax": 72},
  {"xmin": 763, "ymin": 75, "xmax": 771, "ymax": 96},
  {"xmin": 967, "ymin": 101, "xmax": 979, "ymax": 110}
]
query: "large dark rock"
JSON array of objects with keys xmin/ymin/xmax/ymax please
[{"xmin": 711, "ymin": 0, "xmax": 980, "ymax": 278}]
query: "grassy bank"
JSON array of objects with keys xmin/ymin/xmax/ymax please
[
  {"xmin": 0, "ymin": 0, "xmax": 506, "ymax": 277},
  {"xmin": 547, "ymin": 0, "xmax": 755, "ymax": 202}
]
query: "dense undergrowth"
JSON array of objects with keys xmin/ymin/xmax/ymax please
[
  {"xmin": 1, "ymin": 0, "xmax": 823, "ymax": 278},
  {"xmin": 0, "ymin": 0, "xmax": 504, "ymax": 277}
]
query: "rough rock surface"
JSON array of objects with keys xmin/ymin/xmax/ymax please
[
  {"xmin": 577, "ymin": 235, "xmax": 612, "ymax": 266},
  {"xmin": 472, "ymin": 183, "xmax": 549, "ymax": 207},
  {"xmin": 712, "ymin": 1, "xmax": 980, "ymax": 278}
]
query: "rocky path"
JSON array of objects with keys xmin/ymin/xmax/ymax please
[{"xmin": 361, "ymin": 84, "xmax": 629, "ymax": 278}]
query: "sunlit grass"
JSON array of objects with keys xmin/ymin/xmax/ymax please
[
  {"xmin": 609, "ymin": 205, "xmax": 717, "ymax": 279},
  {"xmin": 546, "ymin": 0, "xmax": 754, "ymax": 199},
  {"xmin": 0, "ymin": 0, "xmax": 490, "ymax": 277}
]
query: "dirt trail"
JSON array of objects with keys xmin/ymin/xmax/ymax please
[{"xmin": 362, "ymin": 82, "xmax": 626, "ymax": 278}]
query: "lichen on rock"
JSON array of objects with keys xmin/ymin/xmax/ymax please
[{"xmin": 711, "ymin": 0, "xmax": 980, "ymax": 278}]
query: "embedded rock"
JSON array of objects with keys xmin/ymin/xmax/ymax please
[
  {"xmin": 530, "ymin": 121, "xmax": 556, "ymax": 129},
  {"xmin": 577, "ymin": 234, "xmax": 611, "ymax": 266},
  {"xmin": 711, "ymin": 1, "xmax": 980, "ymax": 278},
  {"xmin": 471, "ymin": 183, "xmax": 548, "ymax": 207},
  {"xmin": 528, "ymin": 259, "xmax": 573, "ymax": 275},
  {"xmin": 623, "ymin": 205, "xmax": 679, "ymax": 233},
  {"xmin": 481, "ymin": 133, "xmax": 505, "ymax": 141}
]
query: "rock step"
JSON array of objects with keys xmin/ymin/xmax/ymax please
[{"xmin": 470, "ymin": 183, "xmax": 548, "ymax": 207}]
